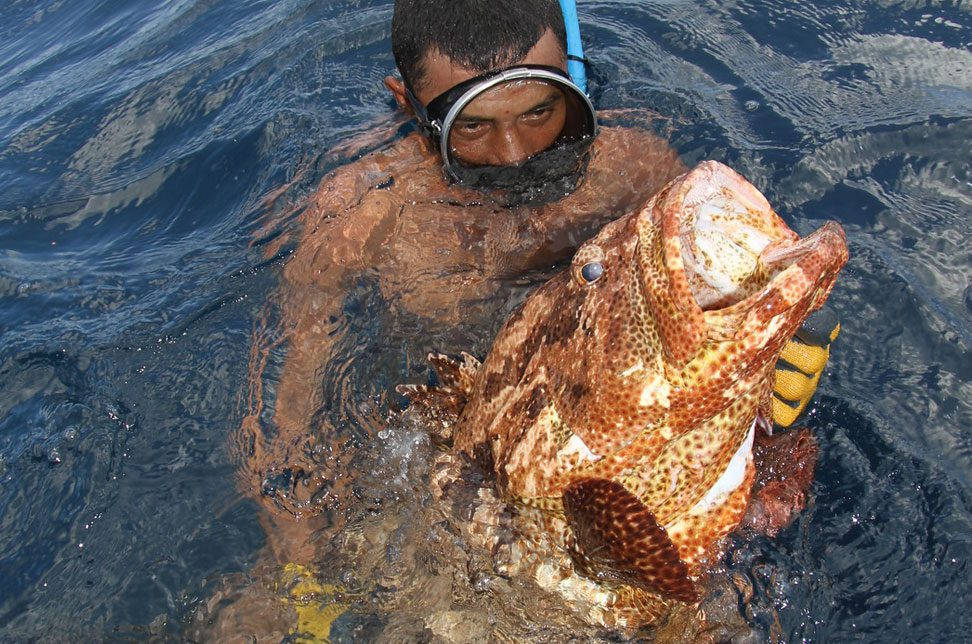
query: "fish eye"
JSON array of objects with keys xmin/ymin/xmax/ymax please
[{"xmin": 580, "ymin": 261, "xmax": 604, "ymax": 283}]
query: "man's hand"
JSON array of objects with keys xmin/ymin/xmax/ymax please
[{"xmin": 771, "ymin": 306, "xmax": 840, "ymax": 428}]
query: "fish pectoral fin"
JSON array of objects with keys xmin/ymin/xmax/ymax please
[
  {"xmin": 563, "ymin": 477, "xmax": 698, "ymax": 603},
  {"xmin": 396, "ymin": 352, "xmax": 481, "ymax": 445},
  {"xmin": 428, "ymin": 351, "xmax": 480, "ymax": 393}
]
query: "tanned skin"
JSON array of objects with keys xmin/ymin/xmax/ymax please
[{"xmin": 237, "ymin": 29, "xmax": 686, "ymax": 566}]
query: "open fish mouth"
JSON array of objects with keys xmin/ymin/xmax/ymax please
[{"xmin": 641, "ymin": 160, "xmax": 848, "ymax": 315}]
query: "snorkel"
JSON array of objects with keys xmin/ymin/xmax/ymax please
[{"xmin": 559, "ymin": 0, "xmax": 588, "ymax": 93}]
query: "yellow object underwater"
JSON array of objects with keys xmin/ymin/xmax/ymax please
[{"xmin": 278, "ymin": 563, "xmax": 348, "ymax": 643}]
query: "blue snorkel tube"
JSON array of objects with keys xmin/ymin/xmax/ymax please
[{"xmin": 559, "ymin": 0, "xmax": 587, "ymax": 94}]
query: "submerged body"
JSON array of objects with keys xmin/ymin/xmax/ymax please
[{"xmin": 403, "ymin": 161, "xmax": 848, "ymax": 628}]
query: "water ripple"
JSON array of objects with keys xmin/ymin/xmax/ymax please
[{"xmin": 1, "ymin": 0, "xmax": 970, "ymax": 639}]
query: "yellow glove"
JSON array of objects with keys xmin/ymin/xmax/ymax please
[{"xmin": 772, "ymin": 306, "xmax": 840, "ymax": 428}]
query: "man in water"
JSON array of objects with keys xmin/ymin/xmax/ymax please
[{"xmin": 241, "ymin": 0, "xmax": 834, "ymax": 568}]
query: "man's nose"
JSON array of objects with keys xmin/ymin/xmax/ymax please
[{"xmin": 492, "ymin": 127, "xmax": 530, "ymax": 165}]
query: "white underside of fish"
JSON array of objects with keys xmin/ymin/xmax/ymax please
[{"xmin": 681, "ymin": 418, "xmax": 756, "ymax": 520}]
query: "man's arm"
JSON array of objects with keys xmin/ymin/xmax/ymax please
[{"xmin": 235, "ymin": 161, "xmax": 401, "ymax": 565}]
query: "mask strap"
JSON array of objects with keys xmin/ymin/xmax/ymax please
[{"xmin": 404, "ymin": 86, "xmax": 441, "ymax": 139}]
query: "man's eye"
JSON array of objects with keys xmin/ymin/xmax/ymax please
[
  {"xmin": 456, "ymin": 121, "xmax": 487, "ymax": 136},
  {"xmin": 523, "ymin": 106, "xmax": 553, "ymax": 121}
]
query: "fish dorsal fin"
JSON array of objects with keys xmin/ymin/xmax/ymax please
[
  {"xmin": 396, "ymin": 352, "xmax": 481, "ymax": 444},
  {"xmin": 563, "ymin": 478, "xmax": 698, "ymax": 603},
  {"xmin": 428, "ymin": 351, "xmax": 480, "ymax": 393}
]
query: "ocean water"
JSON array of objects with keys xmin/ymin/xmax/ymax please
[{"xmin": 0, "ymin": 0, "xmax": 969, "ymax": 640}]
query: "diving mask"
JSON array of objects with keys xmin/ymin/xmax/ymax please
[{"xmin": 406, "ymin": 65, "xmax": 597, "ymax": 200}]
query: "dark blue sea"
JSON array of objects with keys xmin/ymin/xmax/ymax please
[{"xmin": 1, "ymin": 0, "xmax": 969, "ymax": 640}]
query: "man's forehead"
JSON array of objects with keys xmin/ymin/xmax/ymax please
[
  {"xmin": 458, "ymin": 81, "xmax": 563, "ymax": 120},
  {"xmin": 413, "ymin": 28, "xmax": 567, "ymax": 104}
]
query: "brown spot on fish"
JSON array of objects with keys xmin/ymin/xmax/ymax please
[
  {"xmin": 567, "ymin": 382, "xmax": 589, "ymax": 406},
  {"xmin": 509, "ymin": 384, "xmax": 548, "ymax": 422}
]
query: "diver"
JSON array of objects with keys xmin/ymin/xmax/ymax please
[{"xmin": 230, "ymin": 0, "xmax": 838, "ymax": 635}]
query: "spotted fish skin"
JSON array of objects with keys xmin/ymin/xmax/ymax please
[{"xmin": 404, "ymin": 161, "xmax": 848, "ymax": 628}]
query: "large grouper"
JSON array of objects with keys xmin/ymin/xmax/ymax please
[{"xmin": 399, "ymin": 160, "xmax": 848, "ymax": 630}]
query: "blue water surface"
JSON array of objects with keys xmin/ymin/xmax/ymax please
[{"xmin": 0, "ymin": 0, "xmax": 969, "ymax": 640}]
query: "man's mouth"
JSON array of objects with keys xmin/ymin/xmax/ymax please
[{"xmin": 447, "ymin": 136, "xmax": 594, "ymax": 207}]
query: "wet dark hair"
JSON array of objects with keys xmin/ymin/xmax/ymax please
[{"xmin": 391, "ymin": 0, "xmax": 567, "ymax": 90}]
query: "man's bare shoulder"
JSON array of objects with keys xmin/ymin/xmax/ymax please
[
  {"xmin": 591, "ymin": 123, "xmax": 685, "ymax": 177},
  {"xmin": 302, "ymin": 134, "xmax": 431, "ymax": 224},
  {"xmin": 284, "ymin": 134, "xmax": 437, "ymax": 287},
  {"xmin": 557, "ymin": 122, "xmax": 684, "ymax": 212}
]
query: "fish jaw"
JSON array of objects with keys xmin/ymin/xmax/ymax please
[
  {"xmin": 677, "ymin": 162, "xmax": 797, "ymax": 310},
  {"xmin": 637, "ymin": 161, "xmax": 847, "ymax": 372},
  {"xmin": 746, "ymin": 219, "xmax": 847, "ymax": 319}
]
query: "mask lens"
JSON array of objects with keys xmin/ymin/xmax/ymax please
[
  {"xmin": 445, "ymin": 77, "xmax": 593, "ymax": 168},
  {"xmin": 425, "ymin": 68, "xmax": 597, "ymax": 205}
]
